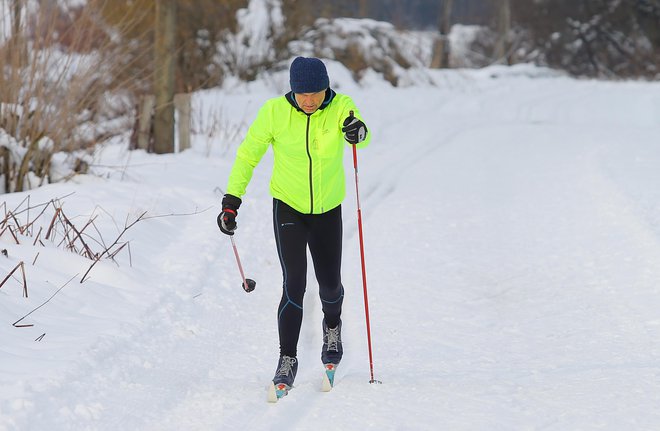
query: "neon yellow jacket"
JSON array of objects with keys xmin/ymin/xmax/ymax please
[{"xmin": 226, "ymin": 90, "xmax": 370, "ymax": 214}]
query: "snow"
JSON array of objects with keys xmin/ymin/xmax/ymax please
[{"xmin": 2, "ymin": 59, "xmax": 660, "ymax": 429}]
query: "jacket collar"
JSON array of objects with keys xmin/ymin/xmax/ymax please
[{"xmin": 286, "ymin": 88, "xmax": 336, "ymax": 113}]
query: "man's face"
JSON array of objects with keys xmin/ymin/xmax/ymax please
[{"xmin": 294, "ymin": 90, "xmax": 326, "ymax": 114}]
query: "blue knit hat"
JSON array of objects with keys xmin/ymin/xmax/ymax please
[{"xmin": 289, "ymin": 57, "xmax": 329, "ymax": 93}]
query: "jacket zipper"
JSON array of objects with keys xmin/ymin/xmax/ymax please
[{"xmin": 305, "ymin": 115, "xmax": 313, "ymax": 213}]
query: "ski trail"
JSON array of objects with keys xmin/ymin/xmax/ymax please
[
  {"xmin": 5, "ymin": 74, "xmax": 660, "ymax": 430},
  {"xmin": 3, "ymin": 156, "xmax": 279, "ymax": 430},
  {"xmin": 355, "ymin": 96, "xmax": 660, "ymax": 429},
  {"xmin": 1, "ymin": 151, "xmax": 383, "ymax": 430}
]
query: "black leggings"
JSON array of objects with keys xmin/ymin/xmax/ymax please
[{"xmin": 273, "ymin": 199, "xmax": 344, "ymax": 357}]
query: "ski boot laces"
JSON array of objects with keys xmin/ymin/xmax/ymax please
[
  {"xmin": 325, "ymin": 326, "xmax": 341, "ymax": 352},
  {"xmin": 276, "ymin": 356, "xmax": 297, "ymax": 377}
]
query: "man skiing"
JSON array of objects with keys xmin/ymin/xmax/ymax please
[{"xmin": 217, "ymin": 56, "xmax": 370, "ymax": 400}]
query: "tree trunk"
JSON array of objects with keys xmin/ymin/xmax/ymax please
[
  {"xmin": 431, "ymin": 0, "xmax": 454, "ymax": 69},
  {"xmin": 495, "ymin": 0, "xmax": 511, "ymax": 64},
  {"xmin": 153, "ymin": 0, "xmax": 176, "ymax": 154},
  {"xmin": 358, "ymin": 0, "xmax": 368, "ymax": 17}
]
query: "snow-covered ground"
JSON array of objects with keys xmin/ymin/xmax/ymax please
[{"xmin": 1, "ymin": 63, "xmax": 660, "ymax": 430}]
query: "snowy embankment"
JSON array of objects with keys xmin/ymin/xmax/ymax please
[{"xmin": 2, "ymin": 64, "xmax": 660, "ymax": 430}]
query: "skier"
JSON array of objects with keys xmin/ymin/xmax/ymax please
[{"xmin": 217, "ymin": 56, "xmax": 370, "ymax": 397}]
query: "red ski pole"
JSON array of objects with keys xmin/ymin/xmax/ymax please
[
  {"xmin": 349, "ymin": 110, "xmax": 380, "ymax": 384},
  {"xmin": 230, "ymin": 235, "xmax": 256, "ymax": 293}
]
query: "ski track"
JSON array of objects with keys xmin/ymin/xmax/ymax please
[
  {"xmin": 3, "ymin": 152, "xmax": 396, "ymax": 430},
  {"xmin": 8, "ymin": 204, "xmax": 228, "ymax": 430},
  {"xmin": 356, "ymin": 79, "xmax": 660, "ymax": 429}
]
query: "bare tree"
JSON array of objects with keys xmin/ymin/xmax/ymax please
[
  {"xmin": 511, "ymin": 0, "xmax": 660, "ymax": 77},
  {"xmin": 0, "ymin": 0, "xmax": 152, "ymax": 192},
  {"xmin": 153, "ymin": 0, "xmax": 176, "ymax": 154},
  {"xmin": 495, "ymin": 0, "xmax": 511, "ymax": 64},
  {"xmin": 358, "ymin": 0, "xmax": 369, "ymax": 17},
  {"xmin": 431, "ymin": 0, "xmax": 454, "ymax": 68}
]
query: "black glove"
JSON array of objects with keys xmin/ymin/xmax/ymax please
[
  {"xmin": 217, "ymin": 194, "xmax": 242, "ymax": 235},
  {"xmin": 342, "ymin": 114, "xmax": 368, "ymax": 144}
]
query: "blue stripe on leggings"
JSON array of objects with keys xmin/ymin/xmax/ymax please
[{"xmin": 274, "ymin": 200, "xmax": 302, "ymax": 321}]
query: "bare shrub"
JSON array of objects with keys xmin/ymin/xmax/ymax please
[
  {"xmin": 0, "ymin": 194, "xmax": 148, "ymax": 287},
  {"xmin": 191, "ymin": 99, "xmax": 245, "ymax": 157},
  {"xmin": 0, "ymin": 0, "xmax": 151, "ymax": 193},
  {"xmin": 0, "ymin": 195, "xmax": 134, "ymax": 265}
]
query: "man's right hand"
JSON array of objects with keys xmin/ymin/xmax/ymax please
[
  {"xmin": 342, "ymin": 113, "xmax": 367, "ymax": 144},
  {"xmin": 217, "ymin": 209, "xmax": 237, "ymax": 235},
  {"xmin": 217, "ymin": 194, "xmax": 242, "ymax": 235}
]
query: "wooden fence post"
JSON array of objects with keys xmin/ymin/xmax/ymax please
[
  {"xmin": 174, "ymin": 93, "xmax": 191, "ymax": 152},
  {"xmin": 132, "ymin": 93, "xmax": 190, "ymax": 153},
  {"xmin": 137, "ymin": 95, "xmax": 155, "ymax": 151}
]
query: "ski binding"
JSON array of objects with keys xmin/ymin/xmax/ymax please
[
  {"xmin": 267, "ymin": 382, "xmax": 291, "ymax": 402},
  {"xmin": 321, "ymin": 363, "xmax": 337, "ymax": 392}
]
